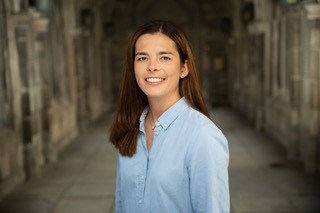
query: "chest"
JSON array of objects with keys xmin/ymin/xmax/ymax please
[
  {"xmin": 145, "ymin": 125, "xmax": 154, "ymax": 150},
  {"xmin": 119, "ymin": 131, "xmax": 192, "ymax": 189}
]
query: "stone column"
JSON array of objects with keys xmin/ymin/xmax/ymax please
[
  {"xmin": 300, "ymin": 3, "xmax": 320, "ymax": 174},
  {"xmin": 285, "ymin": 10, "xmax": 302, "ymax": 160},
  {"xmin": 0, "ymin": 0, "xmax": 25, "ymax": 199}
]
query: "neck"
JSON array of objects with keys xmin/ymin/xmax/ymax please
[{"xmin": 147, "ymin": 95, "xmax": 181, "ymax": 121}]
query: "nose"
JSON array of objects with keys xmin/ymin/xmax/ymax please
[
  {"xmin": 147, "ymin": 67, "xmax": 160, "ymax": 71},
  {"xmin": 147, "ymin": 59, "xmax": 160, "ymax": 71}
]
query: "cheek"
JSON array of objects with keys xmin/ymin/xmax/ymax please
[
  {"xmin": 134, "ymin": 71, "xmax": 141, "ymax": 85},
  {"xmin": 134, "ymin": 63, "xmax": 144, "ymax": 75},
  {"xmin": 134, "ymin": 64, "xmax": 140, "ymax": 78},
  {"xmin": 134, "ymin": 66, "xmax": 144, "ymax": 87}
]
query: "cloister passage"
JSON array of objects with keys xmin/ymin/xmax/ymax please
[{"xmin": 0, "ymin": 0, "xmax": 320, "ymax": 212}]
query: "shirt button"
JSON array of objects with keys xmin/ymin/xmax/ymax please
[
  {"xmin": 139, "ymin": 199, "xmax": 142, "ymax": 204},
  {"xmin": 140, "ymin": 176, "xmax": 145, "ymax": 181}
]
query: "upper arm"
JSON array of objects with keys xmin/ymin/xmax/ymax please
[
  {"xmin": 187, "ymin": 125, "xmax": 230, "ymax": 212},
  {"xmin": 115, "ymin": 155, "xmax": 122, "ymax": 213}
]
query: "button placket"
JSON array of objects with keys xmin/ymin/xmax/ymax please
[{"xmin": 138, "ymin": 148, "xmax": 149, "ymax": 208}]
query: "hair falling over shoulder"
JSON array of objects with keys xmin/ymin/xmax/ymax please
[
  {"xmin": 109, "ymin": 58, "xmax": 147, "ymax": 157},
  {"xmin": 109, "ymin": 20, "xmax": 210, "ymax": 157}
]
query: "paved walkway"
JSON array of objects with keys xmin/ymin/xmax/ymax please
[
  {"xmin": 213, "ymin": 109, "xmax": 320, "ymax": 213},
  {"xmin": 0, "ymin": 113, "xmax": 117, "ymax": 213},
  {"xmin": 0, "ymin": 108, "xmax": 319, "ymax": 213}
]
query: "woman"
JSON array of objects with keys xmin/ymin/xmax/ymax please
[{"xmin": 110, "ymin": 20, "xmax": 229, "ymax": 213}]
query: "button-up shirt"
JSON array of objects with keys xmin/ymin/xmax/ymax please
[{"xmin": 115, "ymin": 98, "xmax": 230, "ymax": 213}]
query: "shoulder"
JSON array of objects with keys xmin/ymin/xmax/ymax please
[
  {"xmin": 182, "ymin": 106, "xmax": 217, "ymax": 131},
  {"xmin": 178, "ymin": 106, "xmax": 228, "ymax": 145},
  {"xmin": 183, "ymin": 107, "xmax": 229, "ymax": 158}
]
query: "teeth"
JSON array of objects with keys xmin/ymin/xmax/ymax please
[{"xmin": 146, "ymin": 78, "xmax": 164, "ymax": 83}]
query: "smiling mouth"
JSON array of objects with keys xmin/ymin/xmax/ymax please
[{"xmin": 145, "ymin": 77, "xmax": 165, "ymax": 83}]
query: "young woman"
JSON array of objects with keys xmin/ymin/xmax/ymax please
[{"xmin": 110, "ymin": 20, "xmax": 229, "ymax": 213}]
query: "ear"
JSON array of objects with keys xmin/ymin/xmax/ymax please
[{"xmin": 180, "ymin": 60, "xmax": 189, "ymax": 78}]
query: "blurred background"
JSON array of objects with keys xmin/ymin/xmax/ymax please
[{"xmin": 0, "ymin": 0, "xmax": 320, "ymax": 212}]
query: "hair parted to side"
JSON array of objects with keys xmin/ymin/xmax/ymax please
[{"xmin": 109, "ymin": 20, "xmax": 210, "ymax": 157}]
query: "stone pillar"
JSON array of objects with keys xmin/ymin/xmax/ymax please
[
  {"xmin": 0, "ymin": 0, "xmax": 25, "ymax": 199},
  {"xmin": 46, "ymin": 0, "xmax": 78, "ymax": 152},
  {"xmin": 32, "ymin": 17, "xmax": 57, "ymax": 164},
  {"xmin": 20, "ymin": 14, "xmax": 48, "ymax": 180},
  {"xmin": 300, "ymin": 3, "xmax": 320, "ymax": 174},
  {"xmin": 285, "ymin": 10, "xmax": 302, "ymax": 160}
]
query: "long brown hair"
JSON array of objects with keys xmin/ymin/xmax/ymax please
[{"xmin": 109, "ymin": 20, "xmax": 209, "ymax": 157}]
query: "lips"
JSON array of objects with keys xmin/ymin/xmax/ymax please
[{"xmin": 145, "ymin": 77, "xmax": 165, "ymax": 83}]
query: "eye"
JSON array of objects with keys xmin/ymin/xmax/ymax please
[
  {"xmin": 160, "ymin": 56, "xmax": 171, "ymax": 61},
  {"xmin": 136, "ymin": 56, "xmax": 147, "ymax": 61}
]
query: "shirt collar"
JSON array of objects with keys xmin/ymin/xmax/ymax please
[
  {"xmin": 139, "ymin": 97, "xmax": 189, "ymax": 131},
  {"xmin": 139, "ymin": 106, "xmax": 149, "ymax": 131}
]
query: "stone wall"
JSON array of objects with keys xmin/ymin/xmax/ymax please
[
  {"xmin": 0, "ymin": 0, "xmax": 112, "ymax": 199},
  {"xmin": 228, "ymin": 0, "xmax": 320, "ymax": 174},
  {"xmin": 300, "ymin": 4, "xmax": 320, "ymax": 173},
  {"xmin": 0, "ymin": 129, "xmax": 24, "ymax": 199}
]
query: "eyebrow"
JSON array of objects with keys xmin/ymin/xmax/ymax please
[
  {"xmin": 135, "ymin": 51, "xmax": 174, "ymax": 56},
  {"xmin": 135, "ymin": 52, "xmax": 147, "ymax": 56},
  {"xmin": 158, "ymin": 51, "xmax": 174, "ymax": 55}
]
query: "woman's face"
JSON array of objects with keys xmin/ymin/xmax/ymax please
[{"xmin": 134, "ymin": 33, "xmax": 189, "ymax": 103}]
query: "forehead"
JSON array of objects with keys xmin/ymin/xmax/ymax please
[{"xmin": 135, "ymin": 33, "xmax": 177, "ymax": 52}]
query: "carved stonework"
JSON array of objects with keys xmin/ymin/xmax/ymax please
[{"xmin": 305, "ymin": 4, "xmax": 320, "ymax": 20}]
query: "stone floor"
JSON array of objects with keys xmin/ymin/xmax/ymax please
[
  {"xmin": 0, "ymin": 108, "xmax": 319, "ymax": 213},
  {"xmin": 212, "ymin": 109, "xmax": 320, "ymax": 213}
]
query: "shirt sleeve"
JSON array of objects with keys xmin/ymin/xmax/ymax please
[
  {"xmin": 115, "ymin": 155, "xmax": 122, "ymax": 213},
  {"xmin": 187, "ymin": 124, "xmax": 230, "ymax": 213}
]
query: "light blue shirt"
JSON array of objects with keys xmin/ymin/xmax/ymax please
[{"xmin": 115, "ymin": 98, "xmax": 230, "ymax": 213}]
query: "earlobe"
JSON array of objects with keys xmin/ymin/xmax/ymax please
[
  {"xmin": 180, "ymin": 72, "xmax": 189, "ymax": 78},
  {"xmin": 180, "ymin": 72, "xmax": 188, "ymax": 78}
]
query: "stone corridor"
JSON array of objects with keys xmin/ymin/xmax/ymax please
[{"xmin": 0, "ymin": 108, "xmax": 319, "ymax": 213}]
